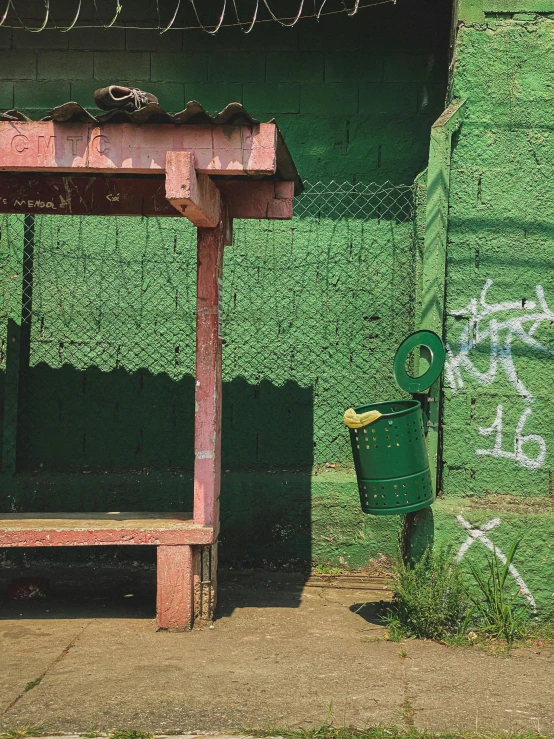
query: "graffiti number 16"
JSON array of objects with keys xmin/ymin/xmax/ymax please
[{"xmin": 476, "ymin": 405, "xmax": 546, "ymax": 470}]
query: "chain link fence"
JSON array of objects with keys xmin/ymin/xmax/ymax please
[{"xmin": 0, "ymin": 180, "xmax": 417, "ymax": 478}]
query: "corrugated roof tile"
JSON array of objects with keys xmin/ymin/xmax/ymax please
[{"xmin": 0, "ymin": 100, "xmax": 303, "ymax": 193}]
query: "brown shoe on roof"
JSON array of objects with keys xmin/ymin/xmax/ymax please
[{"xmin": 93, "ymin": 85, "xmax": 158, "ymax": 112}]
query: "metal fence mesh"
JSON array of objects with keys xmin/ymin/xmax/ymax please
[
  {"xmin": 0, "ymin": 180, "xmax": 417, "ymax": 475},
  {"xmin": 293, "ymin": 181, "xmax": 415, "ymax": 222}
]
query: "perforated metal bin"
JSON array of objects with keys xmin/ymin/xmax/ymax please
[{"xmin": 348, "ymin": 399, "xmax": 434, "ymax": 515}]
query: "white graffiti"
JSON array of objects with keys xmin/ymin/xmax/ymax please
[
  {"xmin": 445, "ymin": 279, "xmax": 554, "ymax": 403},
  {"xmin": 455, "ymin": 515, "xmax": 536, "ymax": 611},
  {"xmin": 445, "ymin": 279, "xmax": 553, "ymax": 469},
  {"xmin": 476, "ymin": 405, "xmax": 546, "ymax": 470}
]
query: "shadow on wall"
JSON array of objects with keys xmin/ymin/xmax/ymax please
[{"xmin": 0, "ymin": 364, "xmax": 314, "ymax": 575}]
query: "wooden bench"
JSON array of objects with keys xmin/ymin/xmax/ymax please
[{"xmin": 0, "ymin": 512, "xmax": 213, "ymax": 629}]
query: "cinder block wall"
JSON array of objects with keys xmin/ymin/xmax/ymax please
[
  {"xmin": 0, "ymin": 0, "xmax": 448, "ymax": 181},
  {"xmin": 0, "ymin": 0, "xmax": 452, "ymax": 569},
  {"xmin": 409, "ymin": 4, "xmax": 554, "ymax": 612},
  {"xmin": 445, "ymin": 10, "xmax": 554, "ymax": 501}
]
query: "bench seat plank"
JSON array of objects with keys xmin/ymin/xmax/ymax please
[{"xmin": 0, "ymin": 512, "xmax": 213, "ymax": 547}]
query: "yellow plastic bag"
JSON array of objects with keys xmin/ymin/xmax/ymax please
[{"xmin": 343, "ymin": 407, "xmax": 382, "ymax": 429}]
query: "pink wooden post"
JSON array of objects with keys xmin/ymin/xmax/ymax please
[
  {"xmin": 194, "ymin": 209, "xmax": 227, "ymax": 530},
  {"xmin": 193, "ymin": 206, "xmax": 228, "ymax": 618}
]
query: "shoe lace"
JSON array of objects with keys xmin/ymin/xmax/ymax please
[{"xmin": 126, "ymin": 88, "xmax": 150, "ymax": 111}]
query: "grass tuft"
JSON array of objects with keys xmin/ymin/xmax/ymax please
[
  {"xmin": 23, "ymin": 677, "xmax": 43, "ymax": 693},
  {"xmin": 109, "ymin": 730, "xmax": 154, "ymax": 739},
  {"xmin": 467, "ymin": 537, "xmax": 536, "ymax": 644},
  {"xmin": 0, "ymin": 726, "xmax": 45, "ymax": 739},
  {"xmin": 377, "ymin": 537, "xmax": 554, "ymax": 649},
  {"xmin": 384, "ymin": 545, "xmax": 470, "ymax": 641},
  {"xmin": 243, "ymin": 727, "xmax": 552, "ymax": 739},
  {"xmin": 313, "ymin": 565, "xmax": 343, "ymax": 576}
]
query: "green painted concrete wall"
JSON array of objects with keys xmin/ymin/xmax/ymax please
[
  {"xmin": 407, "ymin": 498, "xmax": 554, "ymax": 612},
  {"xmin": 0, "ymin": 0, "xmax": 451, "ymax": 569},
  {"xmin": 0, "ymin": 1, "xmax": 448, "ymax": 182},
  {"xmin": 414, "ymin": 4, "xmax": 554, "ymax": 611},
  {"xmin": 445, "ymin": 11, "xmax": 554, "ymax": 498}
]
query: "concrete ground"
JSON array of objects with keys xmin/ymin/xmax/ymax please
[{"xmin": 1, "ymin": 566, "xmax": 554, "ymax": 735}]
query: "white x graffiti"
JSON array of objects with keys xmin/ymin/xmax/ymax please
[{"xmin": 455, "ymin": 515, "xmax": 536, "ymax": 611}]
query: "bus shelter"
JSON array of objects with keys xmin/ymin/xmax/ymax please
[{"xmin": 0, "ymin": 101, "xmax": 302, "ymax": 630}]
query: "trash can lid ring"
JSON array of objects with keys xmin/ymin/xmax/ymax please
[{"xmin": 393, "ymin": 330, "xmax": 446, "ymax": 394}]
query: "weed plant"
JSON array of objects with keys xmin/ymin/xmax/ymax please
[
  {"xmin": 466, "ymin": 537, "xmax": 528, "ymax": 642},
  {"xmin": 384, "ymin": 545, "xmax": 470, "ymax": 641},
  {"xmin": 247, "ymin": 727, "xmax": 553, "ymax": 739},
  {"xmin": 467, "ymin": 538, "xmax": 554, "ymax": 644},
  {"xmin": 0, "ymin": 726, "xmax": 44, "ymax": 739},
  {"xmin": 109, "ymin": 731, "xmax": 154, "ymax": 739},
  {"xmin": 383, "ymin": 536, "xmax": 554, "ymax": 647}
]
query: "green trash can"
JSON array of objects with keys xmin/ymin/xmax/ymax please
[
  {"xmin": 349, "ymin": 399, "xmax": 433, "ymax": 515},
  {"xmin": 346, "ymin": 330, "xmax": 446, "ymax": 516}
]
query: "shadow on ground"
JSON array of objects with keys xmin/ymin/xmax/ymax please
[
  {"xmin": 0, "ymin": 567, "xmax": 309, "ymax": 621},
  {"xmin": 0, "ymin": 566, "xmax": 157, "ymax": 620},
  {"xmin": 349, "ymin": 601, "xmax": 388, "ymax": 626}
]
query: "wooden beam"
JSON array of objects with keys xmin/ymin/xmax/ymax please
[
  {"xmin": 0, "ymin": 122, "xmax": 278, "ymax": 176},
  {"xmin": 192, "ymin": 208, "xmax": 228, "ymax": 622},
  {"xmin": 217, "ymin": 180, "xmax": 293, "ymax": 220},
  {"xmin": 0, "ymin": 512, "xmax": 213, "ymax": 546},
  {"xmin": 195, "ymin": 544, "xmax": 217, "ymax": 623},
  {"xmin": 165, "ymin": 151, "xmax": 221, "ymax": 227},
  {"xmin": 0, "ymin": 176, "xmax": 294, "ymax": 220}
]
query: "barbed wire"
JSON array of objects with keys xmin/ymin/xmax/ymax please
[{"xmin": 0, "ymin": 0, "xmax": 397, "ymax": 33}]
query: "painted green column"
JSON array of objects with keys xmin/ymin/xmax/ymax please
[{"xmin": 421, "ymin": 101, "xmax": 465, "ymax": 492}]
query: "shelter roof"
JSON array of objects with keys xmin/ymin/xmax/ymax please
[{"xmin": 0, "ymin": 101, "xmax": 303, "ymax": 194}]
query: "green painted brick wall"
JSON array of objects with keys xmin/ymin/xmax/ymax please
[
  {"xmin": 407, "ymin": 498, "xmax": 554, "ymax": 612},
  {"xmin": 403, "ymin": 8, "xmax": 554, "ymax": 613},
  {"xmin": 0, "ymin": 0, "xmax": 451, "ymax": 569},
  {"xmin": 444, "ymin": 13, "xmax": 554, "ymax": 500}
]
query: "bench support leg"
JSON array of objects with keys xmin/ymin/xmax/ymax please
[
  {"xmin": 156, "ymin": 544, "xmax": 194, "ymax": 631},
  {"xmin": 195, "ymin": 543, "xmax": 217, "ymax": 623}
]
